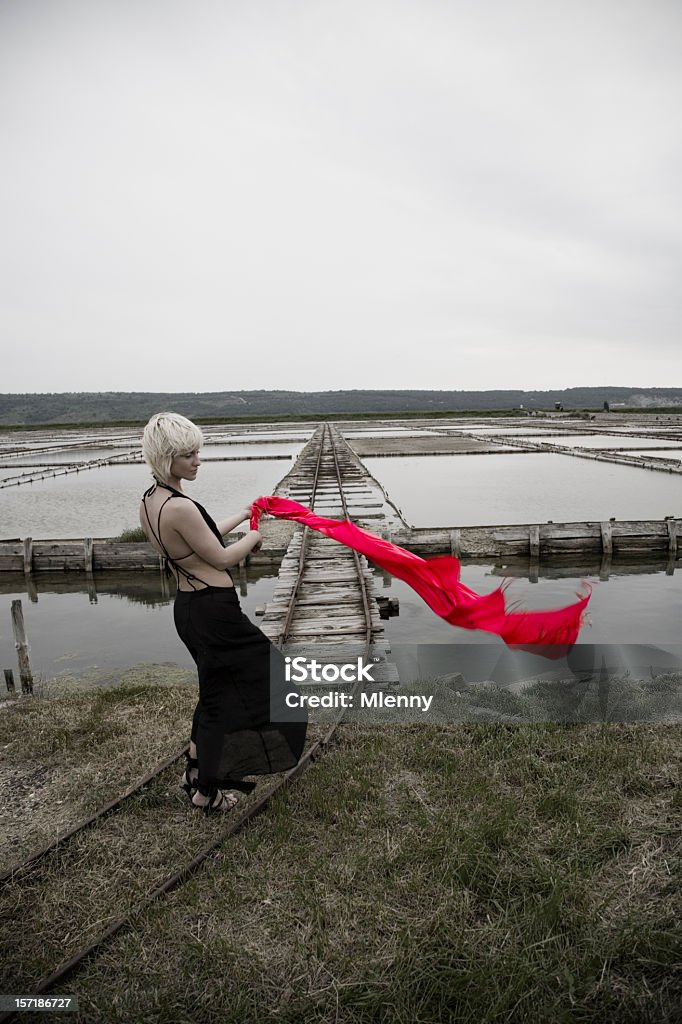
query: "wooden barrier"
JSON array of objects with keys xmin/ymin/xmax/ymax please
[
  {"xmin": 0, "ymin": 519, "xmax": 679, "ymax": 572},
  {"xmin": 390, "ymin": 519, "xmax": 681, "ymax": 560}
]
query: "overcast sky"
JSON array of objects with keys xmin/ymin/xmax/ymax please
[{"xmin": 1, "ymin": 0, "xmax": 680, "ymax": 394}]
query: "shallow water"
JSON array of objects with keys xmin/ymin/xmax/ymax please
[
  {"xmin": 378, "ymin": 562, "xmax": 682, "ymax": 684},
  {"xmin": 451, "ymin": 429, "xmax": 682, "ymax": 449},
  {"xmin": 195, "ymin": 442, "xmax": 305, "ymax": 459},
  {"xmin": 0, "ymin": 447, "xmax": 141, "ymax": 466},
  {"xmin": 537, "ymin": 435, "xmax": 682, "ymax": 449},
  {"xmin": 621, "ymin": 450, "xmax": 682, "ymax": 461},
  {"xmin": 3, "ymin": 446, "xmax": 680, "ymax": 538},
  {"xmin": 342, "ymin": 429, "xmax": 442, "ymax": 438},
  {"xmin": 0, "ymin": 459, "xmax": 296, "ymax": 539},
  {"xmin": 456, "ymin": 426, "xmax": 574, "ymax": 436},
  {"xmin": 206, "ymin": 431, "xmax": 313, "ymax": 442},
  {"xmin": 1, "ymin": 562, "xmax": 679, "ymax": 682},
  {"xmin": 0, "ymin": 569, "xmax": 279, "ymax": 678},
  {"xmin": 363, "ymin": 452, "xmax": 682, "ymax": 526},
  {"xmin": 0, "ymin": 441, "xmax": 305, "ymax": 465},
  {"xmin": 2, "ymin": 421, "xmax": 681, "ymax": 689},
  {"xmin": 0, "ymin": 430, "xmax": 141, "ymax": 448},
  {"xmin": 376, "ymin": 562, "xmax": 682, "ymax": 647},
  {"xmin": 458, "ymin": 426, "xmax": 682, "ymax": 442}
]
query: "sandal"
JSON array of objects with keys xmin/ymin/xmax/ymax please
[
  {"xmin": 179, "ymin": 752, "xmax": 199, "ymax": 799},
  {"xmin": 191, "ymin": 788, "xmax": 240, "ymax": 815}
]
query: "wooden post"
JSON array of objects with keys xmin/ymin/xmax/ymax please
[
  {"xmin": 26, "ymin": 574, "xmax": 39, "ymax": 604},
  {"xmin": 449, "ymin": 529, "xmax": 461, "ymax": 558},
  {"xmin": 529, "ymin": 525, "xmax": 540, "ymax": 558},
  {"xmin": 4, "ymin": 669, "xmax": 15, "ymax": 694},
  {"xmin": 23, "ymin": 536, "xmax": 33, "ymax": 575},
  {"xmin": 666, "ymin": 518, "xmax": 678, "ymax": 557},
  {"xmin": 11, "ymin": 599, "xmax": 33, "ymax": 695},
  {"xmin": 83, "ymin": 537, "xmax": 94, "ymax": 573},
  {"xmin": 524, "ymin": 526, "xmax": 539, "ymax": 584},
  {"xmin": 238, "ymin": 558, "xmax": 247, "ymax": 597},
  {"xmin": 600, "ymin": 521, "xmax": 613, "ymax": 557},
  {"xmin": 158, "ymin": 555, "xmax": 171, "ymax": 600}
]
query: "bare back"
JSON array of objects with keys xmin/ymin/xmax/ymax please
[{"xmin": 139, "ymin": 486, "xmax": 235, "ymax": 592}]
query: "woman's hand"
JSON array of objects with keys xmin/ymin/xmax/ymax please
[{"xmin": 216, "ymin": 506, "xmax": 255, "ymax": 538}]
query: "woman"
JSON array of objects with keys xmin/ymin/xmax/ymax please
[{"xmin": 139, "ymin": 412, "xmax": 306, "ymax": 814}]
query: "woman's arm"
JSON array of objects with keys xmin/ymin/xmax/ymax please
[
  {"xmin": 215, "ymin": 506, "xmax": 251, "ymax": 537},
  {"xmin": 170, "ymin": 502, "xmax": 261, "ymax": 568}
]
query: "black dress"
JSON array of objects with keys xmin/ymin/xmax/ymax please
[{"xmin": 142, "ymin": 482, "xmax": 307, "ymax": 795}]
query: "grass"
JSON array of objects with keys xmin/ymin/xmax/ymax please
[
  {"xmin": 317, "ymin": 672, "xmax": 682, "ymax": 728},
  {"xmin": 111, "ymin": 525, "xmax": 147, "ymax": 543},
  {"xmin": 0, "ymin": 670, "xmax": 680, "ymax": 1022}
]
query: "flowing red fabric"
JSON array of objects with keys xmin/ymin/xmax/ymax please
[{"xmin": 251, "ymin": 496, "xmax": 591, "ymax": 659}]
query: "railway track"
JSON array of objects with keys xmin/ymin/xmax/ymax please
[
  {"xmin": 274, "ymin": 422, "xmax": 406, "ymax": 527},
  {"xmin": 261, "ymin": 424, "xmax": 399, "ymax": 684},
  {"xmin": 0, "ymin": 423, "xmax": 389, "ymax": 1020}
]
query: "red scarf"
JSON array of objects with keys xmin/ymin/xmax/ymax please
[{"xmin": 251, "ymin": 496, "xmax": 591, "ymax": 658}]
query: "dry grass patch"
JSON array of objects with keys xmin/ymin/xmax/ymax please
[
  {"xmin": 0, "ymin": 665, "xmax": 197, "ymax": 868},
  {"xmin": 35, "ymin": 720, "xmax": 682, "ymax": 1024},
  {"xmin": 1, "ymin": 680, "xmax": 680, "ymax": 1022},
  {"xmin": 0, "ymin": 668, "xmax": 327, "ymax": 999}
]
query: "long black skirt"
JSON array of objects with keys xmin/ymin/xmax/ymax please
[{"xmin": 174, "ymin": 586, "xmax": 307, "ymax": 793}]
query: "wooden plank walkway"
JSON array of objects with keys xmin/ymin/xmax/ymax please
[
  {"xmin": 259, "ymin": 532, "xmax": 398, "ymax": 687},
  {"xmin": 272, "ymin": 424, "xmax": 408, "ymax": 529},
  {"xmin": 259, "ymin": 425, "xmax": 399, "ymax": 687}
]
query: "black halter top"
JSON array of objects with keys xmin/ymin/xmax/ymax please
[{"xmin": 142, "ymin": 480, "xmax": 234, "ymax": 589}]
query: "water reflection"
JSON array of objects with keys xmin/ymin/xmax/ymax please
[
  {"xmin": 0, "ymin": 567, "xmax": 279, "ymax": 679},
  {"xmin": 1, "ymin": 560, "xmax": 680, "ymax": 683},
  {"xmin": 374, "ymin": 559, "xmax": 682, "ymax": 649}
]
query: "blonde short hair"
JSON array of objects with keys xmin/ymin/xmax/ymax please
[{"xmin": 141, "ymin": 412, "xmax": 204, "ymax": 482}]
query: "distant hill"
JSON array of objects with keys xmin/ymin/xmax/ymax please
[{"xmin": 0, "ymin": 387, "xmax": 681, "ymax": 425}]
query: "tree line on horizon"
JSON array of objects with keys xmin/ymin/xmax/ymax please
[{"xmin": 0, "ymin": 387, "xmax": 681, "ymax": 425}]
